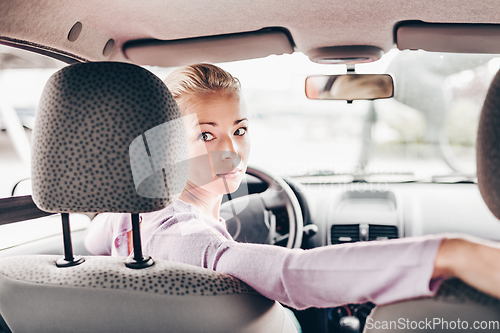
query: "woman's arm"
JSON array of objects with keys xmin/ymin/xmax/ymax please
[
  {"xmin": 143, "ymin": 213, "xmax": 500, "ymax": 310},
  {"xmin": 433, "ymin": 235, "xmax": 500, "ymax": 299},
  {"xmin": 83, "ymin": 213, "xmax": 115, "ymax": 255},
  {"xmin": 212, "ymin": 234, "xmax": 446, "ymax": 310}
]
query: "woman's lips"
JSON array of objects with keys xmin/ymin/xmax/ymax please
[{"xmin": 216, "ymin": 168, "xmax": 242, "ymax": 180}]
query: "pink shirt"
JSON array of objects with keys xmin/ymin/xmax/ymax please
[{"xmin": 84, "ymin": 199, "xmax": 446, "ymax": 310}]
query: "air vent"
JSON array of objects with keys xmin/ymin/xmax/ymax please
[
  {"xmin": 368, "ymin": 225, "xmax": 398, "ymax": 241},
  {"xmin": 330, "ymin": 224, "xmax": 360, "ymax": 244}
]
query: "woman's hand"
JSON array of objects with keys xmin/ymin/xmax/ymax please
[{"xmin": 433, "ymin": 235, "xmax": 500, "ymax": 299}]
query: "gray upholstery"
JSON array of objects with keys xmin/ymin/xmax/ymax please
[
  {"xmin": 0, "ymin": 255, "xmax": 296, "ymax": 333},
  {"xmin": 31, "ymin": 62, "xmax": 189, "ymax": 213},
  {"xmin": 0, "ymin": 255, "xmax": 257, "ymax": 295},
  {"xmin": 364, "ymin": 278, "xmax": 500, "ymax": 333},
  {"xmin": 477, "ymin": 69, "xmax": 500, "ymax": 220}
]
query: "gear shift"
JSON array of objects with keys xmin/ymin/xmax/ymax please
[{"xmin": 339, "ymin": 315, "xmax": 360, "ymax": 333}]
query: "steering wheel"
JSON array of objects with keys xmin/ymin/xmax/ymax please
[{"xmin": 220, "ymin": 166, "xmax": 304, "ymax": 249}]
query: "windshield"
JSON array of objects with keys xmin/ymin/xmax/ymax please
[
  {"xmin": 1, "ymin": 47, "xmax": 499, "ymax": 199},
  {"xmin": 211, "ymin": 50, "xmax": 498, "ymax": 180}
]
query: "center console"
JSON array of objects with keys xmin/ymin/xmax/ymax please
[{"xmin": 326, "ymin": 189, "xmax": 403, "ymax": 333}]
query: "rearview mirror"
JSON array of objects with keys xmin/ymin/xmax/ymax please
[{"xmin": 305, "ymin": 74, "xmax": 394, "ymax": 101}]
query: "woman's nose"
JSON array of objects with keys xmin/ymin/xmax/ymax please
[
  {"xmin": 219, "ymin": 136, "xmax": 238, "ymax": 160},
  {"xmin": 221, "ymin": 150, "xmax": 238, "ymax": 160}
]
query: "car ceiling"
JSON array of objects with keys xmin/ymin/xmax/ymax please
[{"xmin": 1, "ymin": 0, "xmax": 500, "ymax": 64}]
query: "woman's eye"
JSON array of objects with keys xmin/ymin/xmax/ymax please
[
  {"xmin": 198, "ymin": 132, "xmax": 215, "ymax": 141},
  {"xmin": 234, "ymin": 127, "xmax": 247, "ymax": 136}
]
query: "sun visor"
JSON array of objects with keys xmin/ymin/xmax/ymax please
[
  {"xmin": 123, "ymin": 28, "xmax": 294, "ymax": 67},
  {"xmin": 397, "ymin": 22, "xmax": 500, "ymax": 54}
]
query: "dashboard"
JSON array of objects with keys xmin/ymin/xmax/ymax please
[
  {"xmin": 227, "ymin": 174, "xmax": 500, "ymax": 249},
  {"xmin": 286, "ymin": 179, "xmax": 500, "ymax": 332},
  {"xmin": 226, "ymin": 175, "xmax": 500, "ymax": 333},
  {"xmin": 301, "ymin": 181, "xmax": 500, "ymax": 248}
]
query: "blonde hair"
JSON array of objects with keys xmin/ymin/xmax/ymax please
[{"xmin": 164, "ymin": 63, "xmax": 241, "ymax": 111}]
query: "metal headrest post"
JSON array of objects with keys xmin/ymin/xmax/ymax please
[
  {"xmin": 56, "ymin": 213, "xmax": 84, "ymax": 267},
  {"xmin": 125, "ymin": 213, "xmax": 154, "ymax": 269}
]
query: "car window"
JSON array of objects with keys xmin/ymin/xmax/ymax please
[
  {"xmin": 0, "ymin": 46, "xmax": 77, "ymax": 248},
  {"xmin": 0, "ymin": 45, "xmax": 65, "ymax": 198}
]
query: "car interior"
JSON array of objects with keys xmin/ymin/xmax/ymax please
[{"xmin": 1, "ymin": 1, "xmax": 500, "ymax": 332}]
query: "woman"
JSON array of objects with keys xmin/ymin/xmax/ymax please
[{"xmin": 85, "ymin": 63, "xmax": 500, "ymax": 311}]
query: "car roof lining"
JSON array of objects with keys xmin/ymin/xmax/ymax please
[{"xmin": 2, "ymin": 0, "xmax": 500, "ymax": 64}]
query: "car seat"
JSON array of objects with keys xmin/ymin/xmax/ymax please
[{"xmin": 0, "ymin": 62, "xmax": 297, "ymax": 333}]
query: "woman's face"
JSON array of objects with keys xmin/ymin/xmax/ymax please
[{"xmin": 181, "ymin": 91, "xmax": 250, "ymax": 195}]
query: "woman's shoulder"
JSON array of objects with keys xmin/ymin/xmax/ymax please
[
  {"xmin": 91, "ymin": 211, "xmax": 131, "ymax": 233},
  {"xmin": 141, "ymin": 199, "xmax": 231, "ymax": 239},
  {"xmin": 91, "ymin": 199, "xmax": 222, "ymax": 231},
  {"xmin": 149, "ymin": 199, "xmax": 224, "ymax": 223},
  {"xmin": 142, "ymin": 199, "xmax": 208, "ymax": 225}
]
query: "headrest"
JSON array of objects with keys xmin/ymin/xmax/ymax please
[
  {"xmin": 31, "ymin": 62, "xmax": 189, "ymax": 213},
  {"xmin": 477, "ymin": 69, "xmax": 500, "ymax": 220}
]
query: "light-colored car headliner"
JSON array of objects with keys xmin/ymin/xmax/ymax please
[{"xmin": 1, "ymin": 0, "xmax": 500, "ymax": 63}]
